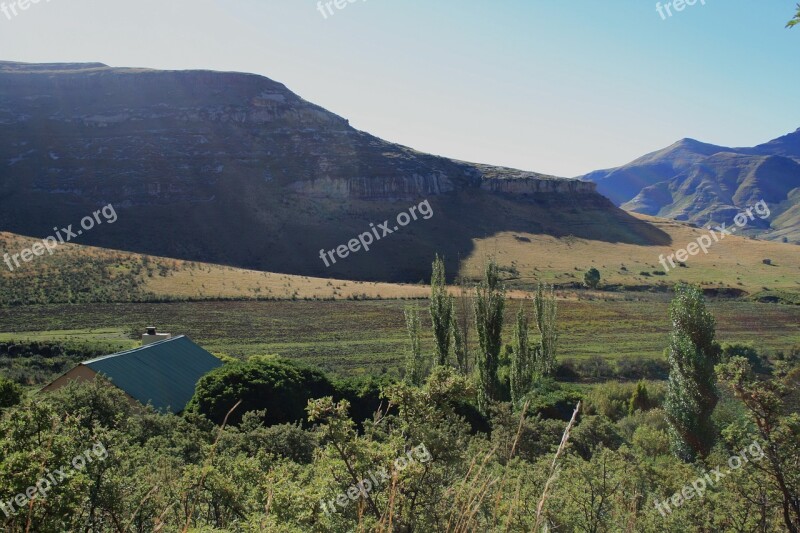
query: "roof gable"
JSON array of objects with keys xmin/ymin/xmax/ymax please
[{"xmin": 84, "ymin": 335, "xmax": 222, "ymax": 413}]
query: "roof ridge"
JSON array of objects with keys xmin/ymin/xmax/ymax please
[{"xmin": 81, "ymin": 334, "xmax": 187, "ymax": 365}]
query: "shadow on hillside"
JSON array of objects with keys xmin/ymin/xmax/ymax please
[{"xmin": 2, "ymin": 189, "xmax": 671, "ymax": 284}]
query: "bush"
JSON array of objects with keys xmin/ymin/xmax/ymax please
[
  {"xmin": 187, "ymin": 356, "xmax": 336, "ymax": 427},
  {"xmin": 615, "ymin": 357, "xmax": 669, "ymax": 380},
  {"xmin": 628, "ymin": 381, "xmax": 655, "ymax": 415},
  {"xmin": 258, "ymin": 422, "xmax": 318, "ymax": 464},
  {"xmin": 584, "ymin": 268, "xmax": 601, "ymax": 289},
  {"xmin": 521, "ymin": 378, "xmax": 583, "ymax": 421},
  {"xmin": 586, "ymin": 381, "xmax": 636, "ymax": 421},
  {"xmin": 721, "ymin": 343, "xmax": 771, "ymax": 374},
  {"xmin": 554, "ymin": 359, "xmax": 581, "ymax": 382},
  {"xmin": 333, "ymin": 375, "xmax": 395, "ymax": 426},
  {"xmin": 0, "ymin": 377, "xmax": 22, "ymax": 409},
  {"xmin": 571, "ymin": 415, "xmax": 624, "ymax": 459},
  {"xmin": 575, "ymin": 356, "xmax": 615, "ymax": 380}
]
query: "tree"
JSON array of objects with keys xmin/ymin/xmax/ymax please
[
  {"xmin": 430, "ymin": 255, "xmax": 454, "ymax": 367},
  {"xmin": 584, "ymin": 267, "xmax": 601, "ymax": 289},
  {"xmin": 510, "ymin": 303, "xmax": 533, "ymax": 405},
  {"xmin": 664, "ymin": 284, "xmax": 721, "ymax": 461},
  {"xmin": 628, "ymin": 381, "xmax": 652, "ymax": 415},
  {"xmin": 404, "ymin": 304, "xmax": 427, "ymax": 386},
  {"xmin": 717, "ymin": 358, "xmax": 800, "ymax": 532},
  {"xmin": 187, "ymin": 357, "xmax": 336, "ymax": 426},
  {"xmin": 474, "ymin": 260, "xmax": 506, "ymax": 413},
  {"xmin": 533, "ymin": 283, "xmax": 558, "ymax": 376},
  {"xmin": 452, "ymin": 276, "xmax": 473, "ymax": 376},
  {"xmin": 788, "ymin": 3, "xmax": 800, "ymax": 27},
  {"xmin": 0, "ymin": 376, "xmax": 21, "ymax": 409}
]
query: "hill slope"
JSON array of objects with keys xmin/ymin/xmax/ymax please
[
  {"xmin": 0, "ymin": 61, "xmax": 667, "ymax": 282},
  {"xmin": 2, "ymin": 211, "xmax": 797, "ymax": 306}
]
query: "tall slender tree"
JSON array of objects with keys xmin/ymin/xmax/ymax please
[
  {"xmin": 404, "ymin": 305, "xmax": 427, "ymax": 386},
  {"xmin": 664, "ymin": 284, "xmax": 721, "ymax": 462},
  {"xmin": 474, "ymin": 259, "xmax": 506, "ymax": 413},
  {"xmin": 452, "ymin": 276, "xmax": 473, "ymax": 375},
  {"xmin": 510, "ymin": 303, "xmax": 533, "ymax": 405},
  {"xmin": 430, "ymin": 255, "xmax": 454, "ymax": 367},
  {"xmin": 533, "ymin": 283, "xmax": 558, "ymax": 376}
]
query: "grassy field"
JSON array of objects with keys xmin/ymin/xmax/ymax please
[
  {"xmin": 1, "ymin": 295, "xmax": 798, "ymax": 378},
  {"xmin": 2, "ymin": 212, "xmax": 798, "ymax": 381}
]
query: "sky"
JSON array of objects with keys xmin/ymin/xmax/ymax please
[{"xmin": 1, "ymin": 0, "xmax": 798, "ymax": 176}]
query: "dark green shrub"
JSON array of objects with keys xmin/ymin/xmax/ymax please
[
  {"xmin": 187, "ymin": 356, "xmax": 336, "ymax": 427},
  {"xmin": 333, "ymin": 375, "xmax": 395, "ymax": 426},
  {"xmin": 721, "ymin": 343, "xmax": 771, "ymax": 374},
  {"xmin": 0, "ymin": 377, "xmax": 22, "ymax": 409},
  {"xmin": 571, "ymin": 415, "xmax": 624, "ymax": 459},
  {"xmin": 521, "ymin": 378, "xmax": 583, "ymax": 421},
  {"xmin": 628, "ymin": 381, "xmax": 655, "ymax": 415},
  {"xmin": 584, "ymin": 267, "xmax": 601, "ymax": 289}
]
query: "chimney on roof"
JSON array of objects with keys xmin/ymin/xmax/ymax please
[{"xmin": 142, "ymin": 326, "xmax": 171, "ymax": 346}]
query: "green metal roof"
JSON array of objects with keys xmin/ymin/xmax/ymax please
[{"xmin": 83, "ymin": 335, "xmax": 222, "ymax": 414}]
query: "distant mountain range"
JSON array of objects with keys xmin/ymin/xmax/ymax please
[
  {"xmin": 580, "ymin": 130, "xmax": 800, "ymax": 243},
  {"xmin": 0, "ymin": 61, "xmax": 666, "ymax": 282}
]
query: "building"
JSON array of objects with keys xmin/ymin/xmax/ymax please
[{"xmin": 42, "ymin": 331, "xmax": 223, "ymax": 414}]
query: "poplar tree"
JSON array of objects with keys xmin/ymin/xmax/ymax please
[
  {"xmin": 404, "ymin": 305, "xmax": 427, "ymax": 386},
  {"xmin": 430, "ymin": 255, "xmax": 454, "ymax": 367},
  {"xmin": 533, "ymin": 283, "xmax": 558, "ymax": 376},
  {"xmin": 510, "ymin": 303, "xmax": 533, "ymax": 405},
  {"xmin": 452, "ymin": 276, "xmax": 473, "ymax": 376},
  {"xmin": 474, "ymin": 260, "xmax": 505, "ymax": 413},
  {"xmin": 664, "ymin": 284, "xmax": 721, "ymax": 462}
]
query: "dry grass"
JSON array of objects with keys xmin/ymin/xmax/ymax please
[
  {"xmin": 2, "ymin": 211, "xmax": 798, "ymax": 304},
  {"xmin": 463, "ymin": 214, "xmax": 800, "ymax": 294}
]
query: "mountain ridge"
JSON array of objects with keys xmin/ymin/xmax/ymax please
[
  {"xmin": 582, "ymin": 129, "xmax": 800, "ymax": 243},
  {"xmin": 0, "ymin": 61, "xmax": 662, "ymax": 282}
]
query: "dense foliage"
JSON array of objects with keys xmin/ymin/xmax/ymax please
[
  {"xmin": 1, "ymin": 278, "xmax": 798, "ymax": 531},
  {"xmin": 186, "ymin": 356, "xmax": 337, "ymax": 426},
  {"xmin": 665, "ymin": 284, "xmax": 721, "ymax": 461}
]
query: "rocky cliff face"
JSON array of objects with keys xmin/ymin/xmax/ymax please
[
  {"xmin": 481, "ymin": 177, "xmax": 596, "ymax": 195},
  {"xmin": 287, "ymin": 173, "xmax": 457, "ymax": 200},
  {"xmin": 0, "ymin": 61, "xmax": 595, "ymax": 205},
  {"xmin": 289, "ymin": 172, "xmax": 596, "ymax": 200}
]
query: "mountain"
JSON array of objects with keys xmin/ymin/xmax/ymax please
[
  {"xmin": 579, "ymin": 138, "xmax": 730, "ymax": 205},
  {"xmin": 581, "ymin": 129, "xmax": 800, "ymax": 243},
  {"xmin": 0, "ymin": 61, "xmax": 666, "ymax": 282}
]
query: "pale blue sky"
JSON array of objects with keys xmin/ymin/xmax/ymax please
[{"xmin": 1, "ymin": 0, "xmax": 798, "ymax": 176}]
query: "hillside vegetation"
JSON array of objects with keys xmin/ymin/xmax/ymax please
[{"xmin": 2, "ymin": 211, "xmax": 797, "ymax": 306}]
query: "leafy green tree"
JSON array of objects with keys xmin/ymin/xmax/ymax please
[
  {"xmin": 788, "ymin": 3, "xmax": 800, "ymax": 27},
  {"xmin": 0, "ymin": 376, "xmax": 21, "ymax": 409},
  {"xmin": 628, "ymin": 381, "xmax": 652, "ymax": 415},
  {"xmin": 510, "ymin": 303, "xmax": 534, "ymax": 405},
  {"xmin": 451, "ymin": 277, "xmax": 473, "ymax": 376},
  {"xmin": 474, "ymin": 260, "xmax": 506, "ymax": 413},
  {"xmin": 533, "ymin": 283, "xmax": 558, "ymax": 376},
  {"xmin": 430, "ymin": 255, "xmax": 454, "ymax": 367},
  {"xmin": 187, "ymin": 356, "xmax": 336, "ymax": 426},
  {"xmin": 664, "ymin": 284, "xmax": 721, "ymax": 462},
  {"xmin": 584, "ymin": 267, "xmax": 601, "ymax": 289},
  {"xmin": 718, "ymin": 357, "xmax": 800, "ymax": 532},
  {"xmin": 404, "ymin": 304, "xmax": 427, "ymax": 386}
]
